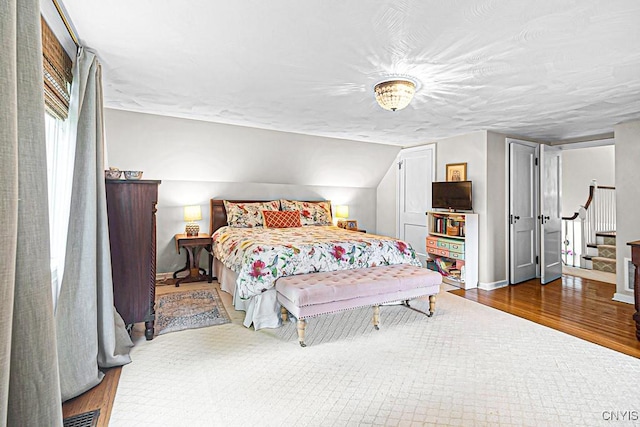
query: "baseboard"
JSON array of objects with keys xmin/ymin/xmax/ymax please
[
  {"xmin": 612, "ymin": 292, "xmax": 634, "ymax": 305},
  {"xmin": 478, "ymin": 280, "xmax": 508, "ymax": 291},
  {"xmin": 156, "ymin": 272, "xmax": 172, "ymax": 281}
]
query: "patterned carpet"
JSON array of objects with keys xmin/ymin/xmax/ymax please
[
  {"xmin": 155, "ymin": 288, "xmax": 230, "ymax": 336},
  {"xmin": 112, "ymin": 284, "xmax": 640, "ymax": 426}
]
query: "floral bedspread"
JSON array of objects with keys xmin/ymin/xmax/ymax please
[{"xmin": 212, "ymin": 225, "xmax": 421, "ymax": 300}]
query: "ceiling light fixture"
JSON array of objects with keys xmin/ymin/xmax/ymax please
[{"xmin": 374, "ymin": 79, "xmax": 416, "ymax": 112}]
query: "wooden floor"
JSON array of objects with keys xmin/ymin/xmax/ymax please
[
  {"xmin": 450, "ymin": 274, "xmax": 640, "ymax": 358},
  {"xmin": 62, "ymin": 367, "xmax": 121, "ymax": 426},
  {"xmin": 62, "ymin": 273, "xmax": 640, "ymax": 423}
]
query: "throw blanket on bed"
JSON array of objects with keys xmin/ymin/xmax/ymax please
[{"xmin": 213, "ymin": 226, "xmax": 421, "ymax": 299}]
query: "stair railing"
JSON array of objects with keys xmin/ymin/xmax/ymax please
[
  {"xmin": 561, "ymin": 181, "xmax": 616, "ymax": 267},
  {"xmin": 561, "ymin": 214, "xmax": 580, "ymax": 267}
]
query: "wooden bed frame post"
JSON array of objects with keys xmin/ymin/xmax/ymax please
[{"xmin": 280, "ymin": 306, "xmax": 288, "ymax": 322}]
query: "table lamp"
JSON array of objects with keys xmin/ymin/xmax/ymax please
[
  {"xmin": 335, "ymin": 205, "xmax": 349, "ymax": 228},
  {"xmin": 183, "ymin": 205, "xmax": 202, "ymax": 236},
  {"xmin": 335, "ymin": 205, "xmax": 349, "ymax": 219}
]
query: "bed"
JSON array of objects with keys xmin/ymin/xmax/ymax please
[{"xmin": 209, "ymin": 199, "xmax": 422, "ymax": 329}]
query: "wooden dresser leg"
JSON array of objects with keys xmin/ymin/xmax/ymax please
[
  {"xmin": 373, "ymin": 305, "xmax": 380, "ymax": 330},
  {"xmin": 428, "ymin": 295, "xmax": 436, "ymax": 317},
  {"xmin": 281, "ymin": 306, "xmax": 288, "ymax": 322},
  {"xmin": 297, "ymin": 319, "xmax": 307, "ymax": 347},
  {"xmin": 144, "ymin": 320, "xmax": 154, "ymax": 340}
]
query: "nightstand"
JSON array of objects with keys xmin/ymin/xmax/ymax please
[{"xmin": 173, "ymin": 233, "xmax": 213, "ymax": 286}]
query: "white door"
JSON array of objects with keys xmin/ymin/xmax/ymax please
[
  {"xmin": 509, "ymin": 140, "xmax": 538, "ymax": 284},
  {"xmin": 398, "ymin": 145, "xmax": 436, "ymax": 265},
  {"xmin": 540, "ymin": 145, "xmax": 563, "ymax": 284}
]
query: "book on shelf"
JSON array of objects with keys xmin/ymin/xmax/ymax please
[
  {"xmin": 434, "ymin": 258, "xmax": 455, "ymax": 276},
  {"xmin": 428, "ymin": 257, "xmax": 466, "ymax": 282}
]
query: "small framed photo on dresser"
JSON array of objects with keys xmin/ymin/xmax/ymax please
[{"xmin": 346, "ymin": 220, "xmax": 358, "ymax": 230}]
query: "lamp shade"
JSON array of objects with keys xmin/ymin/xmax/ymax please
[
  {"xmin": 335, "ymin": 205, "xmax": 349, "ymax": 219},
  {"xmin": 183, "ymin": 205, "xmax": 202, "ymax": 222},
  {"xmin": 374, "ymin": 79, "xmax": 416, "ymax": 111}
]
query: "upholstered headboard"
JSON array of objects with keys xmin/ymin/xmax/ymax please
[{"xmin": 209, "ymin": 199, "xmax": 332, "ymax": 235}]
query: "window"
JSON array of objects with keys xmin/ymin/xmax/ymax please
[
  {"xmin": 45, "ymin": 112, "xmax": 75, "ymax": 308},
  {"xmin": 42, "ymin": 17, "xmax": 73, "ymax": 120},
  {"xmin": 42, "ymin": 15, "xmax": 75, "ymax": 308}
]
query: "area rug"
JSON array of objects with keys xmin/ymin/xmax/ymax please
[
  {"xmin": 155, "ymin": 288, "xmax": 230, "ymax": 335},
  {"xmin": 112, "ymin": 290, "xmax": 640, "ymax": 426}
]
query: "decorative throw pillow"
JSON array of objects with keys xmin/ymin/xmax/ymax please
[
  {"xmin": 262, "ymin": 210, "xmax": 302, "ymax": 228},
  {"xmin": 224, "ymin": 200, "xmax": 280, "ymax": 227},
  {"xmin": 280, "ymin": 200, "xmax": 332, "ymax": 226}
]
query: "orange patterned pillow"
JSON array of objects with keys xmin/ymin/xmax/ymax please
[{"xmin": 262, "ymin": 210, "xmax": 302, "ymax": 228}]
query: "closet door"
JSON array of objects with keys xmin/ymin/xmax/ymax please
[{"xmin": 398, "ymin": 144, "xmax": 436, "ymax": 265}]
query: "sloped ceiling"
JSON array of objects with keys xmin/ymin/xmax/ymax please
[{"xmin": 60, "ymin": 0, "xmax": 640, "ymax": 146}]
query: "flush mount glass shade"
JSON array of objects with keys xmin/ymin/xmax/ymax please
[
  {"xmin": 183, "ymin": 205, "xmax": 202, "ymax": 222},
  {"xmin": 374, "ymin": 79, "xmax": 416, "ymax": 111},
  {"xmin": 335, "ymin": 205, "xmax": 349, "ymax": 219}
]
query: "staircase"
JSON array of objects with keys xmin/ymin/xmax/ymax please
[
  {"xmin": 562, "ymin": 182, "xmax": 616, "ymax": 271},
  {"xmin": 584, "ymin": 231, "xmax": 616, "ymax": 273}
]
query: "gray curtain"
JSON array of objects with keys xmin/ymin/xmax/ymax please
[
  {"xmin": 55, "ymin": 48, "xmax": 133, "ymax": 401},
  {"xmin": 0, "ymin": 0, "xmax": 64, "ymax": 425}
]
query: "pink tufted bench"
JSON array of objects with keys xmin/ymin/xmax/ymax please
[{"xmin": 276, "ymin": 264, "xmax": 442, "ymax": 347}]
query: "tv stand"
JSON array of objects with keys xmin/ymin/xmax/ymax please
[{"xmin": 425, "ymin": 211, "xmax": 478, "ymax": 289}]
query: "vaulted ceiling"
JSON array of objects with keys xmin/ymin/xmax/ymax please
[{"xmin": 59, "ymin": 0, "xmax": 640, "ymax": 146}]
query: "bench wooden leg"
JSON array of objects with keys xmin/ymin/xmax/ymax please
[
  {"xmin": 281, "ymin": 306, "xmax": 288, "ymax": 322},
  {"xmin": 297, "ymin": 319, "xmax": 307, "ymax": 347},
  {"xmin": 373, "ymin": 305, "xmax": 380, "ymax": 330},
  {"xmin": 428, "ymin": 294, "xmax": 436, "ymax": 317}
]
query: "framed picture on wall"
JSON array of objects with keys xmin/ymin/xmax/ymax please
[{"xmin": 446, "ymin": 163, "xmax": 467, "ymax": 181}]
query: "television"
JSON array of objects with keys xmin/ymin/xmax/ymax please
[{"xmin": 432, "ymin": 181, "xmax": 472, "ymax": 211}]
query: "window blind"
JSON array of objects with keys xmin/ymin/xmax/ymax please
[{"xmin": 41, "ymin": 17, "xmax": 74, "ymax": 120}]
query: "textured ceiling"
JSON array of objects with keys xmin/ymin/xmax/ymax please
[{"xmin": 60, "ymin": 0, "xmax": 640, "ymax": 146}]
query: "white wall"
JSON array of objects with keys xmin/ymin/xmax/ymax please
[
  {"xmin": 104, "ymin": 108, "xmax": 400, "ymax": 273},
  {"xmin": 375, "ymin": 158, "xmax": 398, "ymax": 238},
  {"xmin": 434, "ymin": 131, "xmax": 487, "ymax": 208},
  {"xmin": 485, "ymin": 131, "xmax": 508, "ymax": 286},
  {"xmin": 614, "ymin": 120, "xmax": 640, "ymax": 299},
  {"xmin": 561, "ymin": 145, "xmax": 615, "ymax": 216},
  {"xmin": 104, "ymin": 109, "xmax": 400, "ymax": 187}
]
